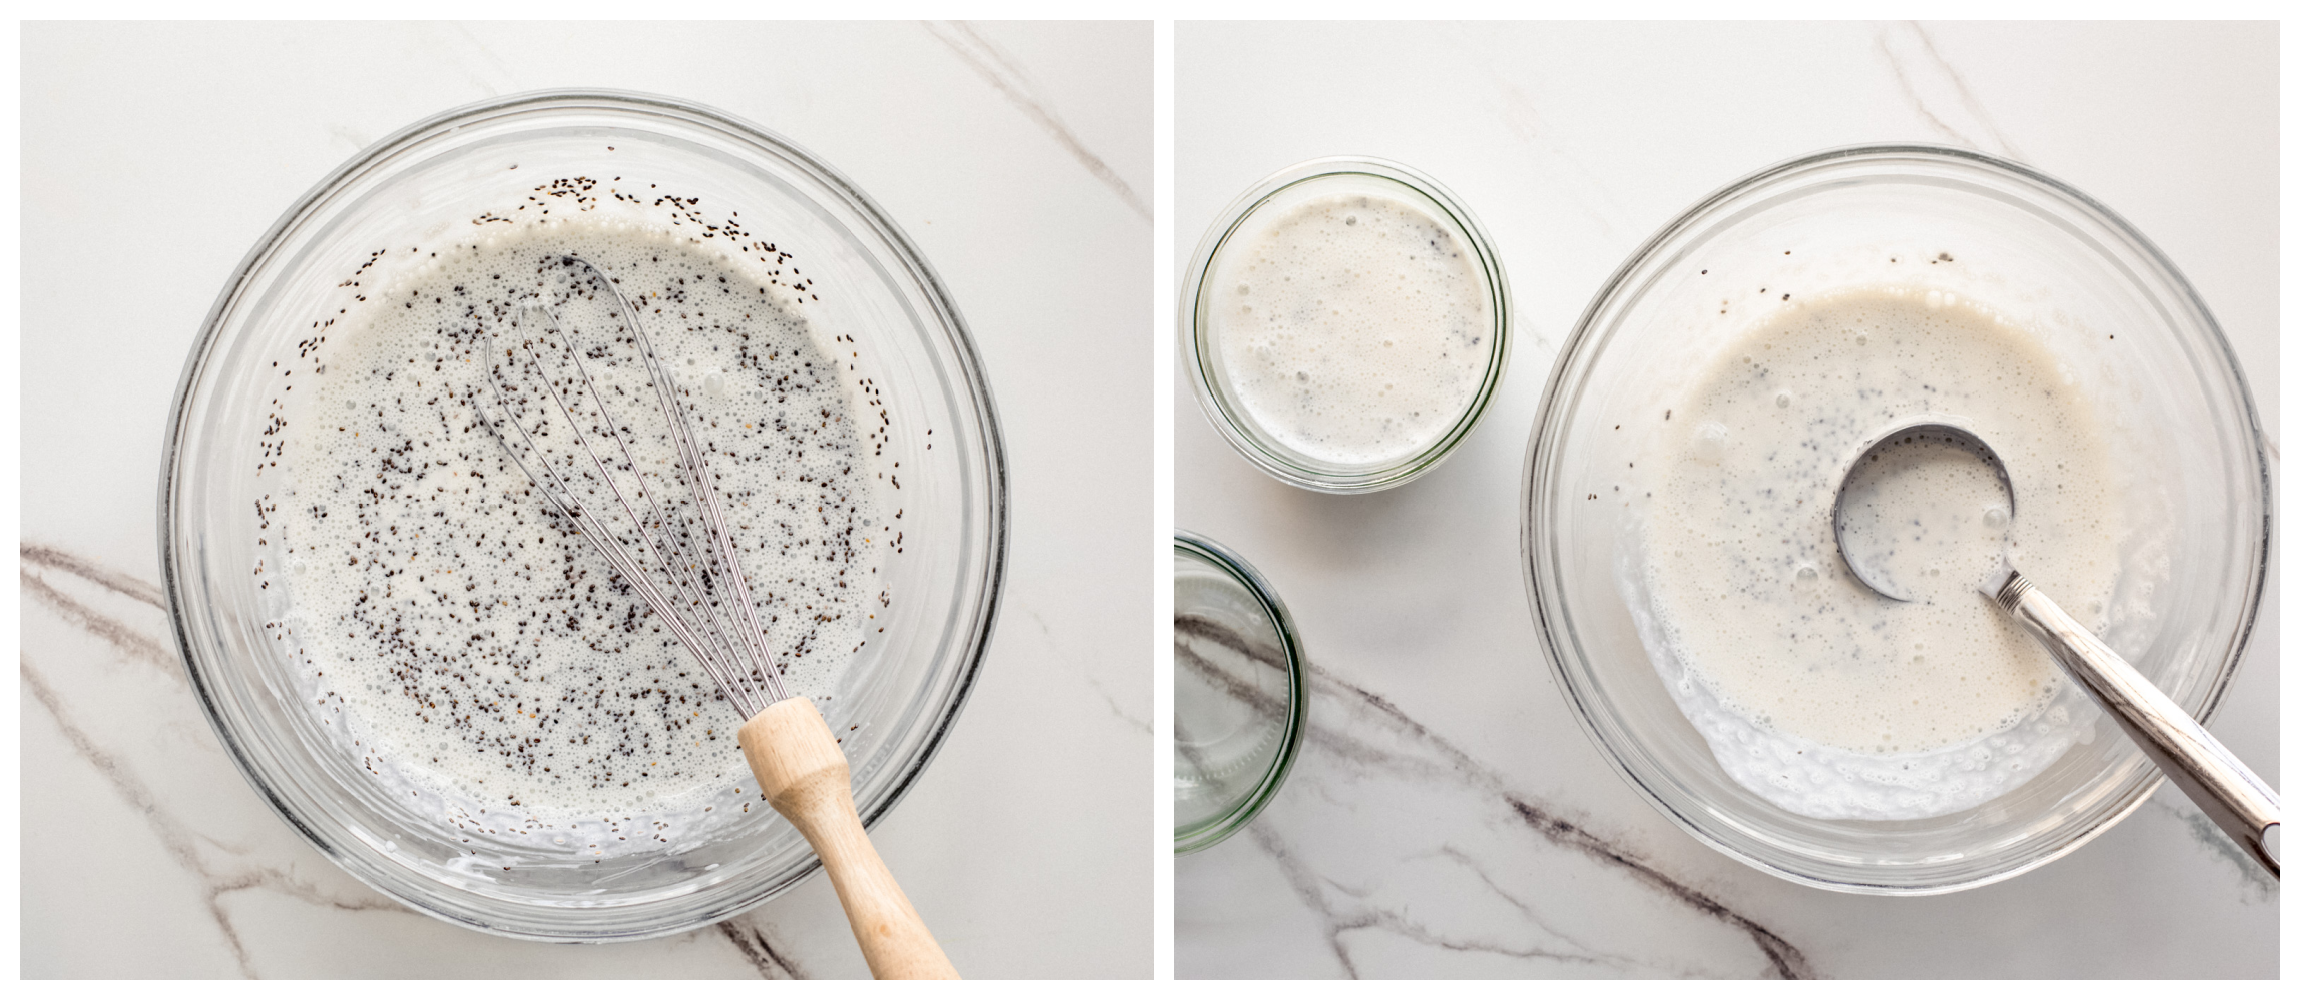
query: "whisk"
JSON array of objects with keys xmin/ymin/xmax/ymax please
[{"xmin": 475, "ymin": 255, "xmax": 958, "ymax": 979}]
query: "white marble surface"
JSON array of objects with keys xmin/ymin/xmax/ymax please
[
  {"xmin": 21, "ymin": 21, "xmax": 1149, "ymax": 978},
  {"xmin": 1175, "ymin": 22, "xmax": 2277, "ymax": 978}
]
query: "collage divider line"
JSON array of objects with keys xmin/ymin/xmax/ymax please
[{"xmin": 1150, "ymin": 15, "xmax": 1178, "ymax": 984}]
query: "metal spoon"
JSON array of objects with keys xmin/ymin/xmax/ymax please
[{"xmin": 1832, "ymin": 420, "xmax": 2279, "ymax": 877}]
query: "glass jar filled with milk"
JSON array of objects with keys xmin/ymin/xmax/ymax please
[{"xmin": 1183, "ymin": 158, "xmax": 1510, "ymax": 493}]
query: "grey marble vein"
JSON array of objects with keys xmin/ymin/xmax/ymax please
[
  {"xmin": 435, "ymin": 21, "xmax": 519, "ymax": 99},
  {"xmin": 715, "ymin": 917, "xmax": 808, "ymax": 979},
  {"xmin": 24, "ymin": 653, "xmax": 405, "ymax": 979},
  {"xmin": 1442, "ymin": 22, "xmax": 1634, "ymax": 256},
  {"xmin": 923, "ymin": 20, "xmax": 1150, "ymax": 221},
  {"xmin": 1178, "ymin": 619, "xmax": 1811, "ymax": 978},
  {"xmin": 1025, "ymin": 605, "xmax": 1151, "ymax": 736},
  {"xmin": 1877, "ymin": 22, "xmax": 2025, "ymax": 160},
  {"xmin": 21, "ymin": 551, "xmax": 179, "ymax": 679},
  {"xmin": 26, "ymin": 541, "xmax": 830, "ymax": 978},
  {"xmin": 1244, "ymin": 823, "xmax": 1619, "ymax": 977},
  {"xmin": 23, "ymin": 542, "xmax": 166, "ymax": 608},
  {"xmin": 30, "ymin": 537, "xmax": 1096, "ymax": 978}
]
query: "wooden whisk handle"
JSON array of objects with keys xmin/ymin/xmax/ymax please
[{"xmin": 738, "ymin": 697, "xmax": 960, "ymax": 980}]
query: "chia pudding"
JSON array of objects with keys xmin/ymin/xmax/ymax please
[{"xmin": 258, "ymin": 190, "xmax": 901, "ymax": 855}]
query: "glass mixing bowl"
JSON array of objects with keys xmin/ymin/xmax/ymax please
[
  {"xmin": 1523, "ymin": 145, "xmax": 2269, "ymax": 894},
  {"xmin": 1181, "ymin": 157, "xmax": 1511, "ymax": 493},
  {"xmin": 160, "ymin": 90, "xmax": 1007, "ymax": 939}
]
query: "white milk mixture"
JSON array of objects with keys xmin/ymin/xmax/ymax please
[
  {"xmin": 268, "ymin": 214, "xmax": 889, "ymax": 839},
  {"xmin": 1834, "ymin": 430, "xmax": 2016, "ymax": 605},
  {"xmin": 1206, "ymin": 189, "xmax": 1491, "ymax": 467},
  {"xmin": 1634, "ymin": 287, "xmax": 2125, "ymax": 820}
]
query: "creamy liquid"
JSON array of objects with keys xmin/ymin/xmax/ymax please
[
  {"xmin": 1206, "ymin": 190, "xmax": 1490, "ymax": 466},
  {"xmin": 274, "ymin": 217, "xmax": 887, "ymax": 828},
  {"xmin": 1636, "ymin": 287, "xmax": 2123, "ymax": 820},
  {"xmin": 1835, "ymin": 431, "xmax": 2014, "ymax": 604}
]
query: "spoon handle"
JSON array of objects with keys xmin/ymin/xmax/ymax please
[
  {"xmin": 1994, "ymin": 570, "xmax": 2279, "ymax": 877},
  {"xmin": 739, "ymin": 697, "xmax": 961, "ymax": 979}
]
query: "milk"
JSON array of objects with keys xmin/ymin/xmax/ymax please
[
  {"xmin": 1205, "ymin": 189, "xmax": 1490, "ymax": 467},
  {"xmin": 1633, "ymin": 287, "xmax": 2125, "ymax": 820}
]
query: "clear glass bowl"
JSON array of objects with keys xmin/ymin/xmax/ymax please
[
  {"xmin": 1174, "ymin": 531, "xmax": 1305, "ymax": 854},
  {"xmin": 1181, "ymin": 157, "xmax": 1511, "ymax": 493},
  {"xmin": 160, "ymin": 90, "xmax": 1007, "ymax": 940},
  {"xmin": 1522, "ymin": 145, "xmax": 2269, "ymax": 894}
]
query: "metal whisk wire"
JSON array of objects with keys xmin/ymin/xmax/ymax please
[
  {"xmin": 472, "ymin": 255, "xmax": 785, "ymax": 720},
  {"xmin": 469, "ymin": 255, "xmax": 960, "ymax": 978}
]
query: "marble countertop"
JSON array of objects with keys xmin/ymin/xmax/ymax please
[
  {"xmin": 1174, "ymin": 21, "xmax": 2278, "ymax": 979},
  {"xmin": 21, "ymin": 21, "xmax": 1150, "ymax": 978}
]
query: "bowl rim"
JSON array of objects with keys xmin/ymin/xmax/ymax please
[
  {"xmin": 1520, "ymin": 142, "xmax": 2271, "ymax": 895},
  {"xmin": 1179, "ymin": 155, "xmax": 1513, "ymax": 494},
  {"xmin": 157, "ymin": 87, "xmax": 1009, "ymax": 938},
  {"xmin": 1173, "ymin": 530, "xmax": 1307, "ymax": 855}
]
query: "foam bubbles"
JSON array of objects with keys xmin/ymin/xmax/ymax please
[
  {"xmin": 1635, "ymin": 287, "xmax": 2127, "ymax": 820},
  {"xmin": 277, "ymin": 219, "xmax": 885, "ymax": 826},
  {"xmin": 1208, "ymin": 190, "xmax": 1489, "ymax": 466},
  {"xmin": 1690, "ymin": 421, "xmax": 1730, "ymax": 464}
]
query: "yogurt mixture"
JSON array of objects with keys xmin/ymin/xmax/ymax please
[
  {"xmin": 1633, "ymin": 287, "xmax": 2125, "ymax": 820},
  {"xmin": 266, "ymin": 211, "xmax": 891, "ymax": 842},
  {"xmin": 1205, "ymin": 187, "xmax": 1491, "ymax": 466}
]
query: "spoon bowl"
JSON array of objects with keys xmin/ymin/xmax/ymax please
[
  {"xmin": 1826, "ymin": 421, "xmax": 2278, "ymax": 875},
  {"xmin": 1831, "ymin": 420, "xmax": 2015, "ymax": 603}
]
